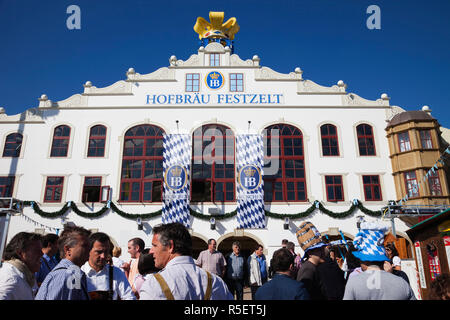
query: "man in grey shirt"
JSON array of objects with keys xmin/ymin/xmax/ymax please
[
  {"xmin": 343, "ymin": 261, "xmax": 416, "ymax": 300},
  {"xmin": 225, "ymin": 241, "xmax": 246, "ymax": 300},
  {"xmin": 343, "ymin": 221, "xmax": 416, "ymax": 300}
]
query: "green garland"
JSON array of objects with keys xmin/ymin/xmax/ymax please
[
  {"xmin": 109, "ymin": 202, "xmax": 163, "ymax": 220},
  {"xmin": 24, "ymin": 199, "xmax": 381, "ymax": 221},
  {"xmin": 69, "ymin": 201, "xmax": 109, "ymax": 218}
]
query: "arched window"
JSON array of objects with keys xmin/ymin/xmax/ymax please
[
  {"xmin": 356, "ymin": 124, "xmax": 376, "ymax": 156},
  {"xmin": 3, "ymin": 133, "xmax": 23, "ymax": 157},
  {"xmin": 87, "ymin": 125, "xmax": 107, "ymax": 157},
  {"xmin": 50, "ymin": 125, "xmax": 71, "ymax": 157},
  {"xmin": 320, "ymin": 124, "xmax": 339, "ymax": 156},
  {"xmin": 263, "ymin": 124, "xmax": 307, "ymax": 202},
  {"xmin": 119, "ymin": 125, "xmax": 164, "ymax": 202},
  {"xmin": 191, "ymin": 124, "xmax": 235, "ymax": 202}
]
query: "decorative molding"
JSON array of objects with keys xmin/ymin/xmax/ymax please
[
  {"xmin": 173, "ymin": 54, "xmax": 201, "ymax": 68},
  {"xmin": 385, "ymin": 105, "xmax": 406, "ymax": 122},
  {"xmin": 0, "ymin": 108, "xmax": 45, "ymax": 123},
  {"xmin": 229, "ymin": 54, "xmax": 255, "ymax": 67},
  {"xmin": 255, "ymin": 66, "xmax": 302, "ymax": 81},
  {"xmin": 83, "ymin": 80, "xmax": 133, "ymax": 95},
  {"xmin": 126, "ymin": 67, "xmax": 176, "ymax": 82},
  {"xmin": 342, "ymin": 92, "xmax": 389, "ymax": 107},
  {"xmin": 53, "ymin": 94, "xmax": 88, "ymax": 108},
  {"xmin": 38, "ymin": 95, "xmax": 53, "ymax": 108},
  {"xmin": 204, "ymin": 42, "xmax": 226, "ymax": 53},
  {"xmin": 297, "ymin": 79, "xmax": 346, "ymax": 95}
]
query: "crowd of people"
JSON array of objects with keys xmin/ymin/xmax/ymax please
[{"xmin": 0, "ymin": 221, "xmax": 449, "ymax": 300}]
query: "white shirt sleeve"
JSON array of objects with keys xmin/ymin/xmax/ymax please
[{"xmin": 114, "ymin": 267, "xmax": 136, "ymax": 300}]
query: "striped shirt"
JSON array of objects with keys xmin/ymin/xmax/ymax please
[
  {"xmin": 35, "ymin": 259, "xmax": 89, "ymax": 300},
  {"xmin": 195, "ymin": 250, "xmax": 226, "ymax": 277}
]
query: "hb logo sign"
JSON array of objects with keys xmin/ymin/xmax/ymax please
[
  {"xmin": 164, "ymin": 165, "xmax": 187, "ymax": 191},
  {"xmin": 238, "ymin": 165, "xmax": 262, "ymax": 191},
  {"xmin": 205, "ymin": 71, "xmax": 224, "ymax": 90}
]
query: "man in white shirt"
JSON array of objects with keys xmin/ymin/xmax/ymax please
[
  {"xmin": 81, "ymin": 232, "xmax": 135, "ymax": 300},
  {"xmin": 139, "ymin": 223, "xmax": 233, "ymax": 300}
]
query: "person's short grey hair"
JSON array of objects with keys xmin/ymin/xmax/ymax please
[
  {"xmin": 58, "ymin": 226, "xmax": 91, "ymax": 258},
  {"xmin": 152, "ymin": 223, "xmax": 192, "ymax": 256},
  {"xmin": 232, "ymin": 241, "xmax": 241, "ymax": 248}
]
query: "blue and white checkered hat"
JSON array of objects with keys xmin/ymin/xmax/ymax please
[{"xmin": 352, "ymin": 222, "xmax": 389, "ymax": 262}]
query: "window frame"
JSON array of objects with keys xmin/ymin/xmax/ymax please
[
  {"xmin": 0, "ymin": 176, "xmax": 15, "ymax": 197},
  {"xmin": 419, "ymin": 130, "xmax": 433, "ymax": 149},
  {"xmin": 87, "ymin": 125, "xmax": 107, "ymax": 158},
  {"xmin": 191, "ymin": 124, "xmax": 235, "ymax": 203},
  {"xmin": 320, "ymin": 124, "xmax": 340, "ymax": 156},
  {"xmin": 325, "ymin": 175, "xmax": 344, "ymax": 202},
  {"xmin": 44, "ymin": 176, "xmax": 64, "ymax": 203},
  {"xmin": 263, "ymin": 124, "xmax": 307, "ymax": 203},
  {"xmin": 356, "ymin": 124, "xmax": 376, "ymax": 156},
  {"xmin": 362, "ymin": 175, "xmax": 383, "ymax": 201},
  {"xmin": 209, "ymin": 53, "xmax": 220, "ymax": 67},
  {"xmin": 404, "ymin": 171, "xmax": 419, "ymax": 198},
  {"xmin": 427, "ymin": 170, "xmax": 442, "ymax": 196},
  {"xmin": 50, "ymin": 125, "xmax": 71, "ymax": 158},
  {"xmin": 397, "ymin": 131, "xmax": 411, "ymax": 153},
  {"xmin": 119, "ymin": 125, "xmax": 165, "ymax": 203},
  {"xmin": 229, "ymin": 73, "xmax": 244, "ymax": 92},
  {"xmin": 185, "ymin": 73, "xmax": 200, "ymax": 92},
  {"xmin": 2, "ymin": 133, "xmax": 23, "ymax": 158},
  {"xmin": 82, "ymin": 176, "xmax": 102, "ymax": 203}
]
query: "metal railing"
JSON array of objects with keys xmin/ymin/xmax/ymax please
[
  {"xmin": 383, "ymin": 203, "xmax": 450, "ymax": 218},
  {"xmin": 0, "ymin": 197, "xmax": 23, "ymax": 213}
]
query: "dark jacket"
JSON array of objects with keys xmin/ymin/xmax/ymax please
[
  {"xmin": 316, "ymin": 257, "xmax": 346, "ymax": 300},
  {"xmin": 255, "ymin": 273, "xmax": 309, "ymax": 300},
  {"xmin": 393, "ymin": 269, "xmax": 410, "ymax": 284},
  {"xmin": 296, "ymin": 260, "xmax": 327, "ymax": 300}
]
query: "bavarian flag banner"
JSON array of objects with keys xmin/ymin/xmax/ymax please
[
  {"xmin": 236, "ymin": 134, "xmax": 266, "ymax": 228},
  {"xmin": 162, "ymin": 134, "xmax": 191, "ymax": 228}
]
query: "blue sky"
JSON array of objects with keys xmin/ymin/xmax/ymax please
[{"xmin": 1, "ymin": 0, "xmax": 449, "ymax": 128}]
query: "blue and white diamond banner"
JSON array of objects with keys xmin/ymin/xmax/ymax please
[
  {"xmin": 162, "ymin": 134, "xmax": 191, "ymax": 228},
  {"xmin": 236, "ymin": 134, "xmax": 266, "ymax": 229}
]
